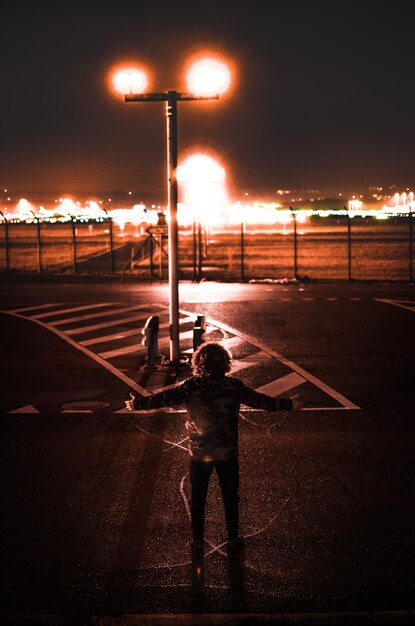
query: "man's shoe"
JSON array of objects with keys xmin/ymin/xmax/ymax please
[
  {"xmin": 191, "ymin": 539, "xmax": 204, "ymax": 560},
  {"xmin": 227, "ymin": 536, "xmax": 245, "ymax": 556}
]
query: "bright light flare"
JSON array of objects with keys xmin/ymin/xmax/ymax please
[
  {"xmin": 177, "ymin": 154, "xmax": 225, "ymax": 184},
  {"xmin": 112, "ymin": 67, "xmax": 148, "ymax": 94},
  {"xmin": 186, "ymin": 58, "xmax": 231, "ymax": 97},
  {"xmin": 177, "ymin": 153, "xmax": 228, "ymax": 225}
]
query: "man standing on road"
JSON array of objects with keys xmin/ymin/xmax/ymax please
[{"xmin": 125, "ymin": 341, "xmax": 302, "ymax": 560}]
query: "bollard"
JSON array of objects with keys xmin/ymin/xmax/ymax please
[
  {"xmin": 193, "ymin": 314, "xmax": 206, "ymax": 352},
  {"xmin": 141, "ymin": 315, "xmax": 159, "ymax": 368}
]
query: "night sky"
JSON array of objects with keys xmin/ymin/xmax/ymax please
[{"xmin": 2, "ymin": 1, "xmax": 414, "ymax": 202}]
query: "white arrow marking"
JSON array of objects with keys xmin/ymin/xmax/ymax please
[{"xmin": 8, "ymin": 405, "xmax": 40, "ymax": 413}]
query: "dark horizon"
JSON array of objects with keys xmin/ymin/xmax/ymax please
[{"xmin": 2, "ymin": 2, "xmax": 414, "ymax": 198}]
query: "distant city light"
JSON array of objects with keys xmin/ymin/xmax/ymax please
[{"xmin": 4, "ymin": 190, "xmax": 414, "ymax": 226}]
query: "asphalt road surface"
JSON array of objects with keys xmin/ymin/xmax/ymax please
[{"xmin": 0, "ymin": 275, "xmax": 414, "ymax": 625}]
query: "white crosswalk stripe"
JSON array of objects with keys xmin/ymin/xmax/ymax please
[
  {"xmin": 3, "ymin": 301, "xmax": 362, "ymax": 412},
  {"xmin": 374, "ymin": 298, "xmax": 415, "ymax": 313}
]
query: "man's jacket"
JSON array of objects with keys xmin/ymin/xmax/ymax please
[{"xmin": 133, "ymin": 374, "xmax": 292, "ymax": 462}]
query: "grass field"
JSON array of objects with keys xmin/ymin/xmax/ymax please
[{"xmin": 0, "ymin": 216, "xmax": 413, "ymax": 281}]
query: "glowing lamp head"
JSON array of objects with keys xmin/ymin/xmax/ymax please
[
  {"xmin": 112, "ymin": 68, "xmax": 148, "ymax": 94},
  {"xmin": 186, "ymin": 58, "xmax": 231, "ymax": 97},
  {"xmin": 177, "ymin": 154, "xmax": 225, "ymax": 184}
]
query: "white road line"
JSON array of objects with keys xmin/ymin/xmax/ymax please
[
  {"xmin": 374, "ymin": 298, "xmax": 415, "ymax": 313},
  {"xmin": 99, "ymin": 329, "xmax": 194, "ymax": 359},
  {"xmin": 256, "ymin": 372, "xmax": 307, "ymax": 396},
  {"xmin": 32, "ymin": 302, "xmax": 115, "ymax": 319},
  {"xmin": 180, "ymin": 309, "xmax": 360, "ymax": 410},
  {"xmin": 230, "ymin": 351, "xmax": 272, "ymax": 374},
  {"xmin": 10, "ymin": 303, "xmax": 61, "ymax": 314},
  {"xmin": 81, "ymin": 315, "xmax": 195, "ymax": 347},
  {"xmin": 98, "ymin": 320, "xmax": 196, "ymax": 359},
  {"xmin": 80, "ymin": 324, "xmax": 149, "ymax": 346},
  {"xmin": 2, "ymin": 310, "xmax": 151, "ymax": 396},
  {"xmin": 65, "ymin": 313, "xmax": 161, "ymax": 336},
  {"xmin": 99, "ymin": 343, "xmax": 148, "ymax": 359},
  {"xmin": 50, "ymin": 304, "xmax": 152, "ymax": 326}
]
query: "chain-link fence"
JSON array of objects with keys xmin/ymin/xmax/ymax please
[{"xmin": 0, "ymin": 215, "xmax": 413, "ymax": 281}]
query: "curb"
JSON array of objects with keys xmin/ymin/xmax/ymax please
[{"xmin": 0, "ymin": 611, "xmax": 414, "ymax": 625}]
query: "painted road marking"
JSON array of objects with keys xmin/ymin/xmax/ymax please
[
  {"xmin": 80, "ymin": 320, "xmax": 152, "ymax": 346},
  {"xmin": 3, "ymin": 302, "xmax": 362, "ymax": 411},
  {"xmin": 98, "ymin": 318, "xmax": 196, "ymax": 359},
  {"xmin": 230, "ymin": 351, "xmax": 272, "ymax": 374},
  {"xmin": 190, "ymin": 311, "xmax": 361, "ymax": 410},
  {"xmin": 31, "ymin": 302, "xmax": 115, "ymax": 319},
  {"xmin": 8, "ymin": 405, "xmax": 40, "ymax": 413},
  {"xmin": 375, "ymin": 298, "xmax": 415, "ymax": 313},
  {"xmin": 65, "ymin": 313, "xmax": 155, "ymax": 335},
  {"xmin": 98, "ymin": 343, "xmax": 147, "ymax": 359},
  {"xmin": 81, "ymin": 314, "xmax": 192, "ymax": 348},
  {"xmin": 3, "ymin": 310, "xmax": 151, "ymax": 397},
  {"xmin": 256, "ymin": 372, "xmax": 307, "ymax": 396},
  {"xmin": 50, "ymin": 304, "xmax": 151, "ymax": 326},
  {"xmin": 10, "ymin": 303, "xmax": 61, "ymax": 314}
]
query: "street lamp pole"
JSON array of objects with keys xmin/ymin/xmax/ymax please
[
  {"xmin": 125, "ymin": 91, "xmax": 218, "ymax": 363},
  {"xmin": 166, "ymin": 92, "xmax": 180, "ymax": 361}
]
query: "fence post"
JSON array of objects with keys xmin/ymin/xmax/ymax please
[
  {"xmin": 410, "ymin": 206, "xmax": 413, "ymax": 283},
  {"xmin": 240, "ymin": 221, "xmax": 245, "ymax": 280},
  {"xmin": 290, "ymin": 207, "xmax": 298, "ymax": 278},
  {"xmin": 346, "ymin": 207, "xmax": 352, "ymax": 281},
  {"xmin": 33, "ymin": 213, "xmax": 42, "ymax": 273},
  {"xmin": 149, "ymin": 235, "xmax": 154, "ymax": 276},
  {"xmin": 108, "ymin": 217, "xmax": 114, "ymax": 273},
  {"xmin": 71, "ymin": 217, "xmax": 77, "ymax": 273},
  {"xmin": 0, "ymin": 211, "xmax": 10, "ymax": 271}
]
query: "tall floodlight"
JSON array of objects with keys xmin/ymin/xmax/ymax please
[{"xmin": 112, "ymin": 58, "xmax": 231, "ymax": 363}]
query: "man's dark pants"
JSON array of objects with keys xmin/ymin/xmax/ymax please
[{"xmin": 189, "ymin": 456, "xmax": 240, "ymax": 541}]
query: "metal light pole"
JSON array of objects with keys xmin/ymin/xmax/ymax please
[{"xmin": 124, "ymin": 91, "xmax": 218, "ymax": 363}]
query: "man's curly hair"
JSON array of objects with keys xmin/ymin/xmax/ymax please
[{"xmin": 191, "ymin": 342, "xmax": 232, "ymax": 377}]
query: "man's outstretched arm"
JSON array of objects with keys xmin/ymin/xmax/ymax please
[
  {"xmin": 125, "ymin": 383, "xmax": 186, "ymax": 411},
  {"xmin": 239, "ymin": 381, "xmax": 303, "ymax": 411}
]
